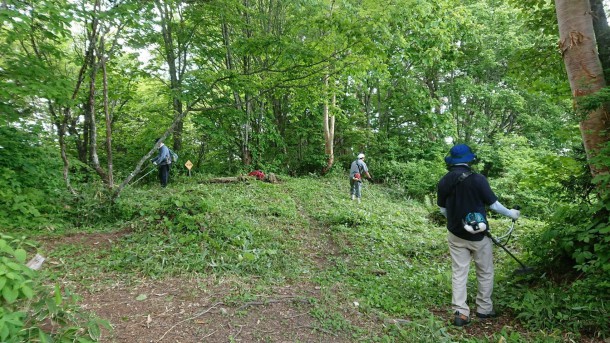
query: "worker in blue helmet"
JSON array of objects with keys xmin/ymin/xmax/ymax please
[{"xmin": 437, "ymin": 144, "xmax": 520, "ymax": 326}]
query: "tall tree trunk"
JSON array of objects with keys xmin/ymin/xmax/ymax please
[
  {"xmin": 273, "ymin": 94, "xmax": 289, "ymax": 157},
  {"xmin": 221, "ymin": 16, "xmax": 252, "ymax": 166},
  {"xmin": 86, "ymin": 35, "xmax": 108, "ymax": 183},
  {"xmin": 590, "ymin": 0, "xmax": 610, "ymax": 81},
  {"xmin": 68, "ymin": 34, "xmax": 96, "ymax": 164},
  {"xmin": 101, "ymin": 37, "xmax": 114, "ymax": 189},
  {"xmin": 156, "ymin": 0, "xmax": 184, "ymax": 152},
  {"xmin": 362, "ymin": 77, "xmax": 372, "ymax": 131},
  {"xmin": 49, "ymin": 104, "xmax": 77, "ymax": 195},
  {"xmin": 83, "ymin": 0, "xmax": 102, "ymax": 166},
  {"xmin": 243, "ymin": 93, "xmax": 252, "ymax": 165},
  {"xmin": 556, "ymin": 0, "xmax": 610, "ymax": 177},
  {"xmin": 172, "ymin": 100, "xmax": 184, "ymax": 152},
  {"xmin": 240, "ymin": 3, "xmax": 253, "ymax": 166},
  {"xmin": 377, "ymin": 78, "xmax": 388, "ymax": 137},
  {"xmin": 322, "ymin": 74, "xmax": 335, "ymax": 174},
  {"xmin": 195, "ymin": 134, "xmax": 207, "ymax": 170}
]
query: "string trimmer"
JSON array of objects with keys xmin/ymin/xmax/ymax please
[
  {"xmin": 486, "ymin": 206, "xmax": 534, "ymax": 275},
  {"xmin": 128, "ymin": 165, "xmax": 157, "ymax": 187}
]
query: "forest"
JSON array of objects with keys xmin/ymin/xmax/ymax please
[{"xmin": 1, "ymin": 0, "xmax": 610, "ymax": 342}]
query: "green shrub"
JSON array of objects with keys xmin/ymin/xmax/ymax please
[
  {"xmin": 369, "ymin": 160, "xmax": 445, "ymax": 199},
  {"xmin": 0, "ymin": 234, "xmax": 109, "ymax": 342},
  {"xmin": 498, "ymin": 278, "xmax": 608, "ymax": 338},
  {"xmin": 477, "ymin": 135, "xmax": 578, "ymax": 218},
  {"xmin": 512, "ymin": 141, "xmax": 610, "ymax": 338},
  {"xmin": 0, "ymin": 126, "xmax": 67, "ymax": 229},
  {"xmin": 528, "ymin": 202, "xmax": 610, "ymax": 337},
  {"xmin": 535, "ymin": 204, "xmax": 610, "ymax": 280}
]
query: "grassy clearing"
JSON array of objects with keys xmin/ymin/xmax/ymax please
[{"xmin": 14, "ymin": 175, "xmax": 587, "ymax": 342}]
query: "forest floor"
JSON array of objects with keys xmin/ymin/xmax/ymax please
[
  {"xmin": 33, "ymin": 176, "xmax": 608, "ymax": 343},
  {"xmin": 43, "ymin": 233, "xmax": 523, "ymax": 343},
  {"xmin": 50, "ymin": 205, "xmax": 363, "ymax": 342},
  {"xmin": 42, "ymin": 212, "xmax": 376, "ymax": 342},
  {"xmin": 42, "ymin": 224, "xmax": 531, "ymax": 342}
]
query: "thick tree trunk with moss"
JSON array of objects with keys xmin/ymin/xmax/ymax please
[{"xmin": 556, "ymin": 0, "xmax": 610, "ymax": 177}]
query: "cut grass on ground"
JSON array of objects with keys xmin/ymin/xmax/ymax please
[{"xmin": 15, "ymin": 175, "xmax": 588, "ymax": 342}]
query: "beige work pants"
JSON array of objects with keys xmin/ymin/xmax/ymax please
[{"xmin": 447, "ymin": 232, "xmax": 494, "ymax": 317}]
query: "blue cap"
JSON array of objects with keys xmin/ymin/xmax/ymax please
[{"xmin": 445, "ymin": 144, "xmax": 476, "ymax": 165}]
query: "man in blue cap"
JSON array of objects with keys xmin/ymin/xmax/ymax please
[{"xmin": 437, "ymin": 144, "xmax": 520, "ymax": 326}]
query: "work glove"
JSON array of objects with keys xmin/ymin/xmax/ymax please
[
  {"xmin": 152, "ymin": 161, "xmax": 158, "ymax": 166},
  {"xmin": 508, "ymin": 209, "xmax": 520, "ymax": 220}
]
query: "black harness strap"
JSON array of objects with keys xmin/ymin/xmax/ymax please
[{"xmin": 449, "ymin": 172, "xmax": 473, "ymax": 198}]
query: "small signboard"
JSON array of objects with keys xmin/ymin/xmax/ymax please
[
  {"xmin": 26, "ymin": 254, "xmax": 46, "ymax": 270},
  {"xmin": 185, "ymin": 160, "xmax": 193, "ymax": 176}
]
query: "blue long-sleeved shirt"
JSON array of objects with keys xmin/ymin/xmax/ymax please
[{"xmin": 152, "ymin": 145, "xmax": 171, "ymax": 166}]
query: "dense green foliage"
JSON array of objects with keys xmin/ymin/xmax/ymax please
[
  {"xmin": 0, "ymin": 0, "xmax": 578, "ymax": 226},
  {"xmin": 0, "ymin": 0, "xmax": 569, "ymax": 179},
  {"xmin": 2, "ymin": 0, "xmax": 610, "ymax": 341},
  {"xmin": 0, "ymin": 125, "xmax": 67, "ymax": 229},
  {"xmin": 520, "ymin": 141, "xmax": 610, "ymax": 337},
  {"xmin": 0, "ymin": 234, "xmax": 109, "ymax": 342}
]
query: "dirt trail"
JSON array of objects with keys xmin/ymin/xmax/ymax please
[
  {"xmin": 40, "ymin": 190, "xmax": 376, "ymax": 342},
  {"xmin": 287, "ymin": 190, "xmax": 342, "ymax": 270},
  {"xmin": 78, "ymin": 277, "xmax": 349, "ymax": 343}
]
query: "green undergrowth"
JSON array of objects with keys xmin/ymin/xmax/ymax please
[
  {"xmin": 282, "ymin": 177, "xmax": 574, "ymax": 342},
  {"xmin": 285, "ymin": 177, "xmax": 451, "ymax": 314},
  {"xmin": 0, "ymin": 234, "xmax": 110, "ymax": 342},
  {"xmin": 45, "ymin": 181, "xmax": 307, "ymax": 283},
  {"xmin": 5, "ymin": 175, "xmax": 606, "ymax": 342}
]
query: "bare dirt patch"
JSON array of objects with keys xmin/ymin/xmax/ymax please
[
  {"xmin": 78, "ymin": 276, "xmax": 360, "ymax": 343},
  {"xmin": 39, "ymin": 229, "xmax": 132, "ymax": 253}
]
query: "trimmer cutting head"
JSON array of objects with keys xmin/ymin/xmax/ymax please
[
  {"xmin": 513, "ymin": 266, "xmax": 535, "ymax": 275},
  {"xmin": 487, "ymin": 218, "xmax": 534, "ymax": 276}
]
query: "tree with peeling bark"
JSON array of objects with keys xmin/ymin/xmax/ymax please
[{"xmin": 556, "ymin": 0, "xmax": 610, "ymax": 177}]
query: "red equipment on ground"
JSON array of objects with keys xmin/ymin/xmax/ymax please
[{"xmin": 248, "ymin": 170, "xmax": 265, "ymax": 180}]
